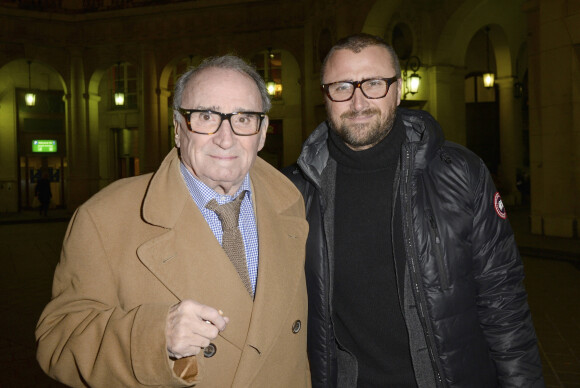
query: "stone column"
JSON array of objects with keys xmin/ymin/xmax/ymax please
[
  {"xmin": 525, "ymin": 0, "xmax": 579, "ymax": 237},
  {"xmin": 140, "ymin": 47, "xmax": 160, "ymax": 173},
  {"xmin": 302, "ymin": 13, "xmax": 318, "ymax": 141},
  {"xmin": 496, "ymin": 76, "xmax": 523, "ymax": 205},
  {"xmin": 86, "ymin": 92, "xmax": 106, "ymax": 189},
  {"xmin": 66, "ymin": 48, "xmax": 90, "ymax": 210},
  {"xmin": 428, "ymin": 64, "xmax": 467, "ymax": 146},
  {"xmin": 158, "ymin": 88, "xmax": 172, "ymax": 155}
]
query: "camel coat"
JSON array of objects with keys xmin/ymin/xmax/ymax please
[{"xmin": 36, "ymin": 148, "xmax": 311, "ymax": 387}]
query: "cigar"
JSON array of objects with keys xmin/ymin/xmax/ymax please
[{"xmin": 205, "ymin": 309, "xmax": 224, "ymax": 324}]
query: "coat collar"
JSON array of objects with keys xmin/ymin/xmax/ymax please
[
  {"xmin": 141, "ymin": 148, "xmax": 191, "ymax": 230},
  {"xmin": 142, "ymin": 148, "xmax": 302, "ymax": 228}
]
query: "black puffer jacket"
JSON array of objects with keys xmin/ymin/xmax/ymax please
[{"xmin": 285, "ymin": 108, "xmax": 544, "ymax": 387}]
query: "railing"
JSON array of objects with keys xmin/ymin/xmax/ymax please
[{"xmin": 0, "ymin": 0, "xmax": 195, "ymax": 13}]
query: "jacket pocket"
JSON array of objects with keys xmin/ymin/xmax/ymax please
[{"xmin": 426, "ymin": 209, "xmax": 449, "ymax": 290}]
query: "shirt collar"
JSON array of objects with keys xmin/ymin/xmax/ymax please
[{"xmin": 179, "ymin": 162, "xmax": 252, "ymax": 207}]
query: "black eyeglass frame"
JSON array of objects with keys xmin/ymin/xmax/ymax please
[
  {"xmin": 177, "ymin": 108, "xmax": 266, "ymax": 136},
  {"xmin": 321, "ymin": 76, "xmax": 400, "ymax": 102}
]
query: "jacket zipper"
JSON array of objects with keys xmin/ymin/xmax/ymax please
[
  {"xmin": 392, "ymin": 162, "xmax": 405, "ymax": 313},
  {"xmin": 402, "ymin": 146, "xmax": 446, "ymax": 388},
  {"xmin": 426, "ymin": 209, "xmax": 449, "ymax": 290}
]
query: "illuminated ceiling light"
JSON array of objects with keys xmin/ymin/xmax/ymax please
[
  {"xmin": 483, "ymin": 26, "xmax": 495, "ymax": 88},
  {"xmin": 266, "ymin": 80, "xmax": 276, "ymax": 96},
  {"xmin": 114, "ymin": 62, "xmax": 125, "ymax": 106},
  {"xmin": 25, "ymin": 60, "xmax": 36, "ymax": 106},
  {"xmin": 114, "ymin": 91, "xmax": 125, "ymax": 106},
  {"xmin": 482, "ymin": 72, "xmax": 495, "ymax": 88},
  {"xmin": 266, "ymin": 48, "xmax": 276, "ymax": 96}
]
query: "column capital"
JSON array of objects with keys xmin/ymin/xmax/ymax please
[
  {"xmin": 495, "ymin": 76, "xmax": 517, "ymax": 87},
  {"xmin": 159, "ymin": 88, "xmax": 171, "ymax": 99},
  {"xmin": 69, "ymin": 46, "xmax": 84, "ymax": 57},
  {"xmin": 87, "ymin": 93, "xmax": 101, "ymax": 102}
]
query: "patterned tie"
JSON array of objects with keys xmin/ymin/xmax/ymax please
[{"xmin": 206, "ymin": 191, "xmax": 254, "ymax": 298}]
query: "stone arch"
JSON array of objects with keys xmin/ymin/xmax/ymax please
[
  {"xmin": 158, "ymin": 54, "xmax": 205, "ymax": 151},
  {"xmin": 0, "ymin": 58, "xmax": 67, "ymax": 147},
  {"xmin": 0, "ymin": 58, "xmax": 68, "ymax": 210},
  {"xmin": 433, "ymin": 0, "xmax": 525, "ymax": 72},
  {"xmin": 435, "ymin": 0, "xmax": 527, "ymax": 204},
  {"xmin": 246, "ymin": 47, "xmax": 302, "ymax": 167},
  {"xmin": 159, "ymin": 55, "xmax": 204, "ymax": 89},
  {"xmin": 1, "ymin": 58, "xmax": 68, "ymax": 94},
  {"xmin": 361, "ymin": 0, "xmax": 402, "ymax": 37},
  {"xmin": 89, "ymin": 60, "xmax": 142, "ymax": 187}
]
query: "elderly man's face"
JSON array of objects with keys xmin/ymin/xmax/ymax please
[
  {"xmin": 174, "ymin": 68, "xmax": 267, "ymax": 196},
  {"xmin": 323, "ymin": 45, "xmax": 402, "ymax": 151}
]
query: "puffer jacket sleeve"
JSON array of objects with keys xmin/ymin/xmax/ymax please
[{"xmin": 470, "ymin": 159, "xmax": 544, "ymax": 387}]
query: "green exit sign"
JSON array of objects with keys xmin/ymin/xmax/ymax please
[{"xmin": 32, "ymin": 140, "xmax": 57, "ymax": 153}]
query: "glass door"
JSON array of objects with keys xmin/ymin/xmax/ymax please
[{"xmin": 19, "ymin": 155, "xmax": 64, "ymax": 210}]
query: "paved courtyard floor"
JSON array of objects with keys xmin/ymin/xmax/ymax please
[{"xmin": 0, "ymin": 207, "xmax": 578, "ymax": 387}]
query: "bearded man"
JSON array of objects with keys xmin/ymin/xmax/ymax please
[{"xmin": 285, "ymin": 33, "xmax": 544, "ymax": 388}]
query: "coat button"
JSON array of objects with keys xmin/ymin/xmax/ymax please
[
  {"xmin": 292, "ymin": 320, "xmax": 301, "ymax": 334},
  {"xmin": 203, "ymin": 343, "xmax": 217, "ymax": 358}
]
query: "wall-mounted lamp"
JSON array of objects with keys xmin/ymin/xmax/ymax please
[
  {"xmin": 513, "ymin": 81, "xmax": 524, "ymax": 99},
  {"xmin": 482, "ymin": 27, "xmax": 495, "ymax": 88},
  {"xmin": 25, "ymin": 60, "xmax": 36, "ymax": 106},
  {"xmin": 114, "ymin": 62, "xmax": 125, "ymax": 106},
  {"xmin": 403, "ymin": 56, "xmax": 421, "ymax": 99}
]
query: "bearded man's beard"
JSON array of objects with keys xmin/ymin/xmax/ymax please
[{"xmin": 328, "ymin": 104, "xmax": 397, "ymax": 149}]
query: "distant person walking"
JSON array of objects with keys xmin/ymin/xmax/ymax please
[{"xmin": 35, "ymin": 171, "xmax": 51, "ymax": 216}]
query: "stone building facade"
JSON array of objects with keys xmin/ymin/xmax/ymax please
[{"xmin": 0, "ymin": 0, "xmax": 578, "ymax": 238}]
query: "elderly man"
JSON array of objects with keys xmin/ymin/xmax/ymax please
[
  {"xmin": 36, "ymin": 55, "xmax": 310, "ymax": 387},
  {"xmin": 285, "ymin": 33, "xmax": 544, "ymax": 387}
]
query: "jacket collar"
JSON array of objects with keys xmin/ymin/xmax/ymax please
[
  {"xmin": 297, "ymin": 108, "xmax": 446, "ymax": 183},
  {"xmin": 297, "ymin": 120, "xmax": 330, "ymax": 187},
  {"xmin": 398, "ymin": 108, "xmax": 445, "ymax": 171}
]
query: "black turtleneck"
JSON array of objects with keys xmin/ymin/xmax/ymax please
[{"xmin": 328, "ymin": 114, "xmax": 416, "ymax": 387}]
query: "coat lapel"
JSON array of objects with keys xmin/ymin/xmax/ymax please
[{"xmin": 233, "ymin": 159, "xmax": 309, "ymax": 384}]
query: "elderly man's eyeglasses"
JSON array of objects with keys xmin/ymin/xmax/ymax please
[
  {"xmin": 321, "ymin": 77, "xmax": 399, "ymax": 102},
  {"xmin": 177, "ymin": 108, "xmax": 266, "ymax": 136}
]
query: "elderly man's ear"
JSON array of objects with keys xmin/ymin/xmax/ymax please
[
  {"xmin": 174, "ymin": 119, "xmax": 180, "ymax": 147},
  {"xmin": 257, "ymin": 115, "xmax": 269, "ymax": 152}
]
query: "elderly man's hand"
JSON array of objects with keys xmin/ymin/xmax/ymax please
[{"xmin": 166, "ymin": 299, "xmax": 229, "ymax": 359}]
